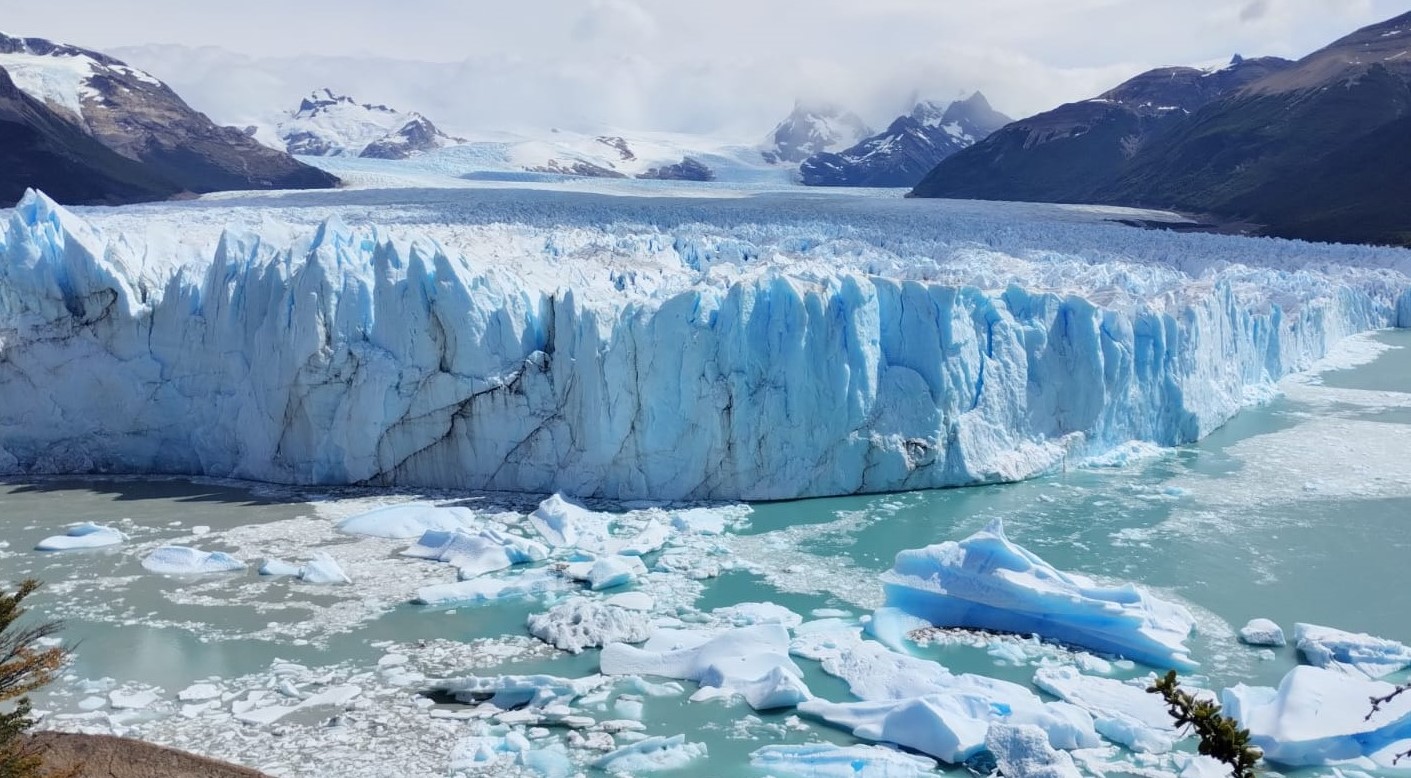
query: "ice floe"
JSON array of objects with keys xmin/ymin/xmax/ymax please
[
  {"xmin": 750, "ymin": 743, "xmax": 938, "ymax": 777},
  {"xmin": 882, "ymin": 519, "xmax": 1197, "ymax": 669},
  {"xmin": 1294, "ymin": 623, "xmax": 1411, "ymax": 678},
  {"xmin": 1032, "ymin": 666, "xmax": 1186, "ymax": 754},
  {"xmin": 986, "ymin": 723, "xmax": 1083, "ymax": 778},
  {"xmin": 593, "ymin": 735, "xmax": 707, "ymax": 774},
  {"xmin": 35, "ymin": 522, "xmax": 126, "ymax": 551},
  {"xmin": 1224, "ymin": 665, "xmax": 1411, "ymax": 766},
  {"xmin": 336, "ymin": 503, "xmax": 480, "ymax": 539},
  {"xmin": 141, "ymin": 546, "xmax": 247, "ymax": 574},
  {"xmin": 600, "ymin": 624, "xmax": 810, "ymax": 711},
  {"xmin": 1239, "ymin": 618, "xmax": 1286, "ymax": 647},
  {"xmin": 526, "ymin": 598, "xmax": 651, "ymax": 654},
  {"xmin": 402, "ymin": 527, "xmax": 548, "ymax": 579}
]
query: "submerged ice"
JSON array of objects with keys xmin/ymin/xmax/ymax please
[{"xmin": 2, "ymin": 189, "xmax": 1407, "ymax": 500}]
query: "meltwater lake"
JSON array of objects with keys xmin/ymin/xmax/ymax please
[{"xmin": 6, "ymin": 329, "xmax": 1411, "ymax": 777}]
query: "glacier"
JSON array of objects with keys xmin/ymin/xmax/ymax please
[{"xmin": 1, "ymin": 186, "xmax": 1409, "ymax": 500}]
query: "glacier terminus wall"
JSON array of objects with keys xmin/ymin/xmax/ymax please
[{"xmin": 2, "ymin": 188, "xmax": 1409, "ymax": 500}]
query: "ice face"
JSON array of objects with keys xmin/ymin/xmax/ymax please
[
  {"xmin": 1, "ymin": 189, "xmax": 1406, "ymax": 500},
  {"xmin": 882, "ymin": 519, "xmax": 1197, "ymax": 669}
]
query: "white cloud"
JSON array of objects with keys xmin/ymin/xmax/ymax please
[{"xmin": 8, "ymin": 0, "xmax": 1406, "ymax": 138}]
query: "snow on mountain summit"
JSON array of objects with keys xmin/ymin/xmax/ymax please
[
  {"xmin": 0, "ymin": 33, "xmax": 164, "ymax": 122},
  {"xmin": 800, "ymin": 92, "xmax": 1011, "ymax": 188},
  {"xmin": 276, "ymin": 88, "xmax": 463, "ymax": 159},
  {"xmin": 760, "ymin": 101, "xmax": 872, "ymax": 164},
  {"xmin": 0, "ymin": 31, "xmax": 338, "ymax": 204}
]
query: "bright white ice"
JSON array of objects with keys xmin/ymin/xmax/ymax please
[
  {"xmin": 883, "ymin": 519, "xmax": 1197, "ymax": 668},
  {"xmin": 2, "ymin": 185, "xmax": 1408, "ymax": 500}
]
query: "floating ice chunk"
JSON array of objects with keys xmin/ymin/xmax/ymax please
[
  {"xmin": 1032, "ymin": 666, "xmax": 1177, "ymax": 754},
  {"xmin": 614, "ymin": 520, "xmax": 670, "ymax": 556},
  {"xmin": 258, "ymin": 558, "xmax": 303, "ymax": 576},
  {"xmin": 234, "ymin": 684, "xmax": 361, "ymax": 725},
  {"xmin": 798, "ymin": 694, "xmax": 994, "ymax": 764},
  {"xmin": 588, "ymin": 556, "xmax": 640, "ymax": 591},
  {"xmin": 605, "ymin": 592, "xmax": 654, "ymax": 611},
  {"xmin": 750, "ymin": 743, "xmax": 938, "ymax": 777},
  {"xmin": 1178, "ymin": 755, "xmax": 1232, "ymax": 778},
  {"xmin": 35, "ymin": 522, "xmax": 126, "ymax": 551},
  {"xmin": 336, "ymin": 503, "xmax": 479, "ymax": 539},
  {"xmin": 258, "ymin": 554, "xmax": 346, "ymax": 582},
  {"xmin": 882, "ymin": 519, "xmax": 1196, "ymax": 669},
  {"xmin": 712, "ymin": 601, "xmax": 804, "ymax": 628},
  {"xmin": 449, "ymin": 734, "xmax": 516, "ymax": 771},
  {"xmin": 299, "ymin": 551, "xmax": 350, "ymax": 584},
  {"xmin": 593, "ymin": 735, "xmax": 707, "ymax": 774},
  {"xmin": 142, "ymin": 545, "xmax": 246, "ymax": 574},
  {"xmin": 177, "ymin": 683, "xmax": 221, "ymax": 702},
  {"xmin": 1294, "ymin": 623, "xmax": 1411, "ymax": 678},
  {"xmin": 77, "ymin": 696, "xmax": 107, "ymax": 711},
  {"xmin": 986, "ymin": 723, "xmax": 1082, "ymax": 778},
  {"xmin": 530, "ymin": 494, "xmax": 607, "ymax": 548},
  {"xmin": 1239, "ymin": 618, "xmax": 1286, "ymax": 647},
  {"xmin": 601, "ymin": 624, "xmax": 809, "ymax": 711},
  {"xmin": 403, "ymin": 528, "xmax": 548, "ymax": 579},
  {"xmin": 792, "ymin": 625, "xmax": 1092, "ymax": 742},
  {"xmin": 433, "ymin": 674, "xmax": 607, "ymax": 709},
  {"xmin": 108, "ymin": 688, "xmax": 160, "ymax": 710},
  {"xmin": 670, "ymin": 508, "xmax": 729, "ymax": 536},
  {"xmin": 731, "ymin": 665, "xmax": 812, "ymax": 710},
  {"xmin": 527, "ymin": 598, "xmax": 651, "ymax": 654},
  {"xmin": 415, "ymin": 569, "xmax": 565, "ymax": 606},
  {"xmin": 1224, "ymin": 665, "xmax": 1411, "ymax": 766}
]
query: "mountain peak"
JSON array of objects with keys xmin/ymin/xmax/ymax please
[
  {"xmin": 761, "ymin": 101, "xmax": 871, "ymax": 164},
  {"xmin": 279, "ymin": 89, "xmax": 458, "ymax": 159}
]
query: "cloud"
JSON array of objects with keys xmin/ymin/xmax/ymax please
[
  {"xmin": 13, "ymin": 0, "xmax": 1410, "ymax": 138},
  {"xmin": 1240, "ymin": 0, "xmax": 1272, "ymax": 22}
]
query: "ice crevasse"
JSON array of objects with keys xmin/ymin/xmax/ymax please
[{"xmin": 0, "ymin": 190, "xmax": 1407, "ymax": 500}]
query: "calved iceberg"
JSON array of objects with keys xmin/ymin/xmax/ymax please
[
  {"xmin": 882, "ymin": 519, "xmax": 1196, "ymax": 668},
  {"xmin": 600, "ymin": 624, "xmax": 811, "ymax": 711},
  {"xmin": 1223, "ymin": 665, "xmax": 1411, "ymax": 767}
]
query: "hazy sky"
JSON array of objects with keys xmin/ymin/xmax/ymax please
[{"xmin": 4, "ymin": 0, "xmax": 1405, "ymax": 137}]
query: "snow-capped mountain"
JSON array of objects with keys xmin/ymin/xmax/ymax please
[
  {"xmin": 0, "ymin": 32, "xmax": 337, "ymax": 203},
  {"xmin": 276, "ymin": 89, "xmax": 463, "ymax": 160},
  {"xmin": 800, "ymin": 93, "xmax": 1011, "ymax": 187},
  {"xmin": 0, "ymin": 65, "xmax": 180, "ymax": 206},
  {"xmin": 485, "ymin": 131, "xmax": 741, "ymax": 181},
  {"xmin": 760, "ymin": 102, "xmax": 872, "ymax": 164}
]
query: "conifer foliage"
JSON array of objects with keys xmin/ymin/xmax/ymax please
[
  {"xmin": 0, "ymin": 580, "xmax": 67, "ymax": 778},
  {"xmin": 1148, "ymin": 670, "xmax": 1261, "ymax": 778}
]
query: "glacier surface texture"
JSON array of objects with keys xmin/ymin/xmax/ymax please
[{"xmin": 1, "ymin": 187, "xmax": 1409, "ymax": 500}]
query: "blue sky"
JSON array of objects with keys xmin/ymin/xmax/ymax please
[{"xmin": 4, "ymin": 0, "xmax": 1404, "ymax": 135}]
